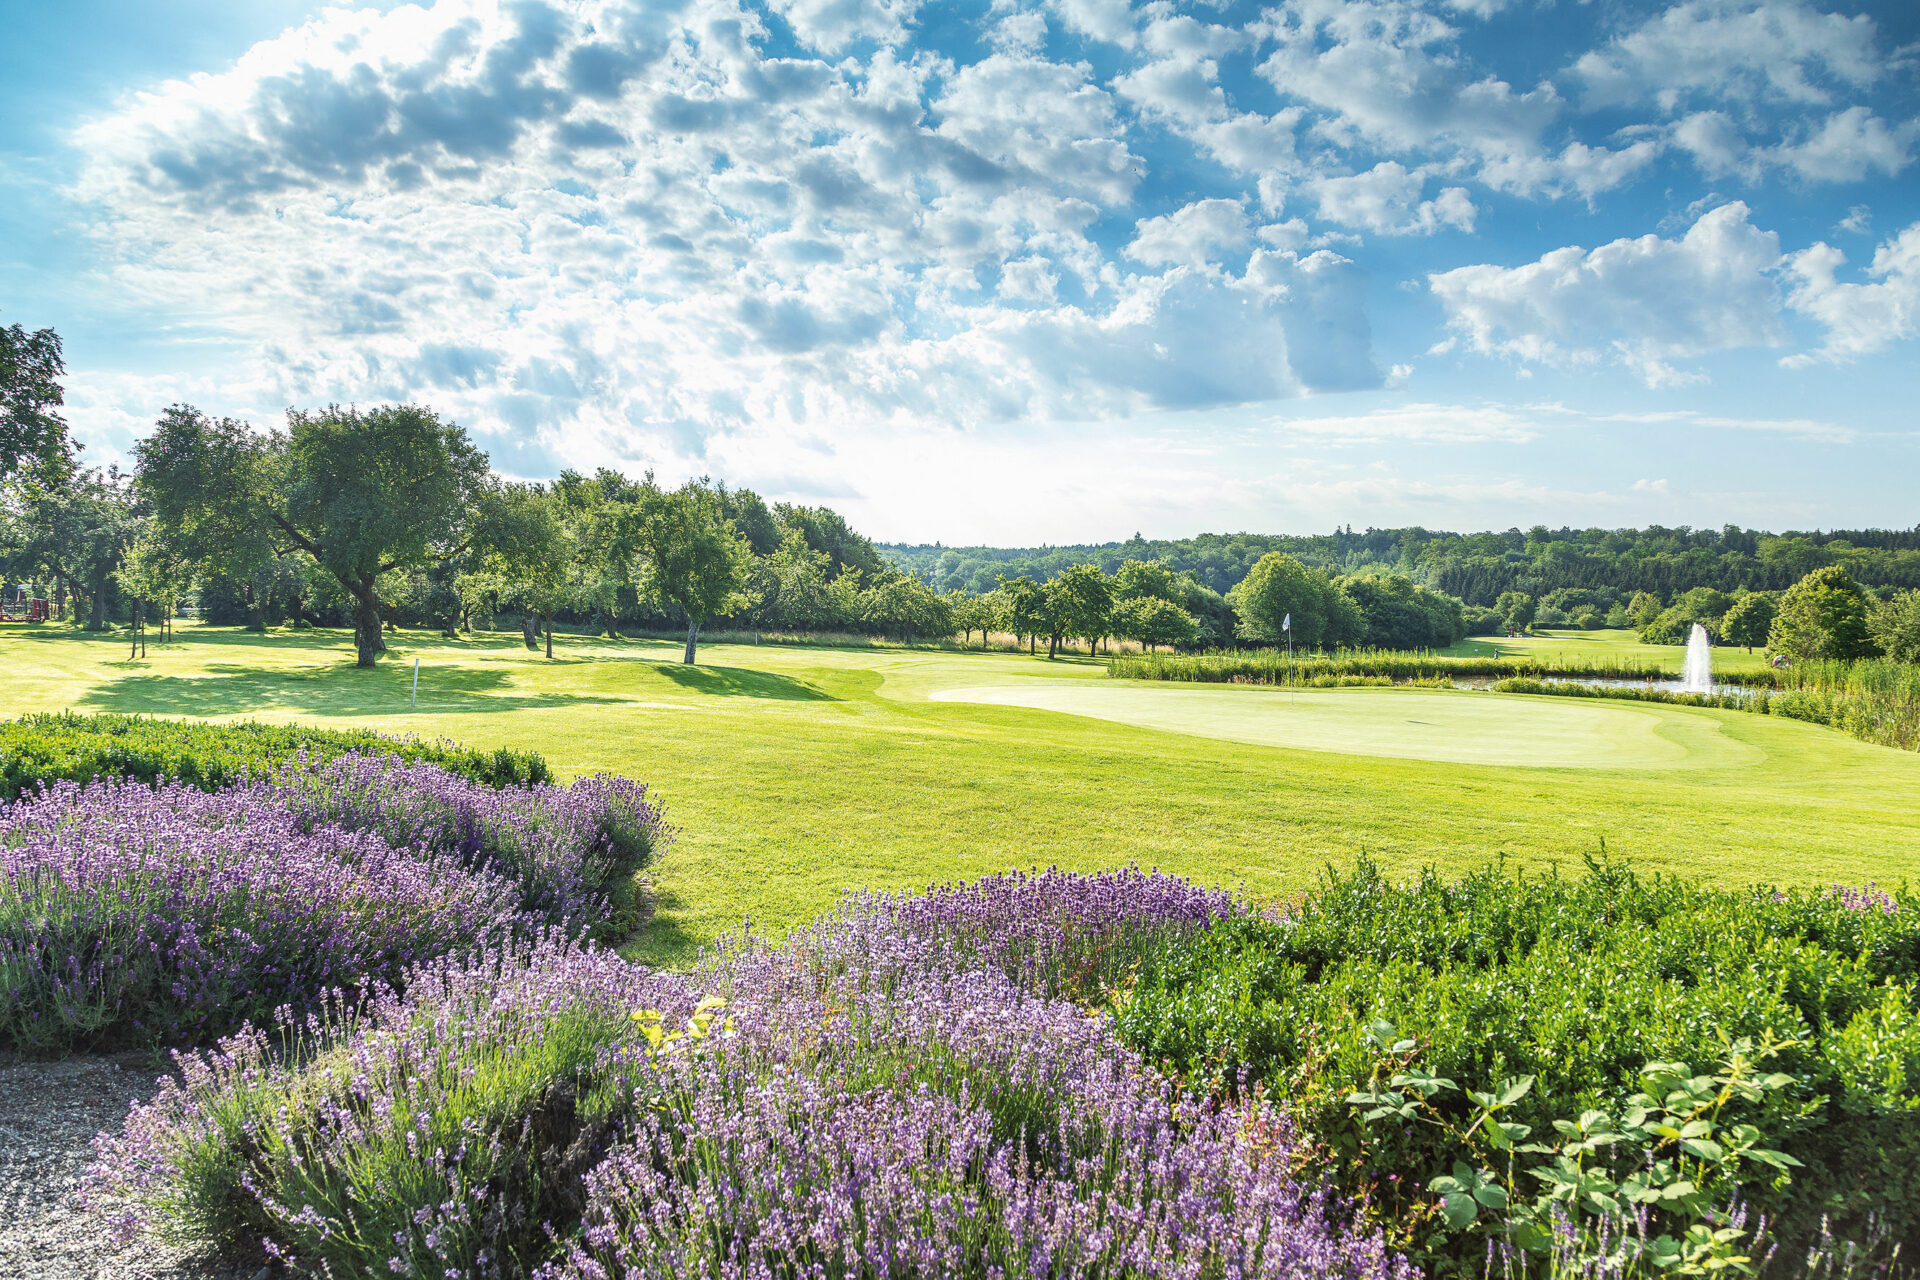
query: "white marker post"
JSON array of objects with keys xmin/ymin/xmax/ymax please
[{"xmin": 412, "ymin": 657, "xmax": 420, "ymax": 708}]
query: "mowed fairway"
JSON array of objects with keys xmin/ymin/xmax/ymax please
[{"xmin": 6, "ymin": 621, "xmax": 1919, "ymax": 966}]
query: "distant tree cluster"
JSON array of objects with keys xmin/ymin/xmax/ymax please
[{"xmin": 883, "ymin": 524, "xmax": 1920, "ymax": 606}]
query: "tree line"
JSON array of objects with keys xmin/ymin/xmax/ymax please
[
  {"xmin": 884, "ymin": 523, "xmax": 1920, "ymax": 605},
  {"xmin": 3, "ymin": 315, "xmax": 1913, "ymax": 668}
]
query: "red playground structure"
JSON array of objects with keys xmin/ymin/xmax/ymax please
[{"xmin": 1, "ymin": 585, "xmax": 49, "ymax": 622}]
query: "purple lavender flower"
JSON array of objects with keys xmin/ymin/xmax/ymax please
[
  {"xmin": 266, "ymin": 754, "xmax": 672, "ymax": 929},
  {"xmin": 0, "ymin": 777, "xmax": 527, "ymax": 1050}
]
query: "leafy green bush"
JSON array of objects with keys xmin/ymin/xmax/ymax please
[
  {"xmin": 0, "ymin": 712, "xmax": 550, "ymax": 799},
  {"xmin": 1110, "ymin": 858, "xmax": 1920, "ymax": 1273}
]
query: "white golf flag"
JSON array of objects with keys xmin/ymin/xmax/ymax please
[{"xmin": 1282, "ymin": 613, "xmax": 1291, "ymax": 631}]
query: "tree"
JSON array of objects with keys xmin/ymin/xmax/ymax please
[
  {"xmin": 1113, "ymin": 558, "xmax": 1181, "ymax": 604},
  {"xmin": 0, "ymin": 319, "xmax": 72, "ymax": 482},
  {"xmin": 861, "ymin": 574, "xmax": 951, "ymax": 643},
  {"xmin": 1041, "ymin": 564, "xmax": 1112, "ymax": 658},
  {"xmin": 747, "ymin": 528, "xmax": 837, "ymax": 632},
  {"xmin": 11, "ymin": 467, "xmax": 138, "ymax": 629},
  {"xmin": 997, "ymin": 574, "xmax": 1044, "ymax": 655},
  {"xmin": 1768, "ymin": 566, "xmax": 1874, "ymax": 661},
  {"xmin": 1626, "ymin": 591, "xmax": 1663, "ymax": 629},
  {"xmin": 1720, "ymin": 592, "xmax": 1778, "ymax": 652},
  {"xmin": 1230, "ymin": 554, "xmax": 1335, "ymax": 647},
  {"xmin": 632, "ymin": 481, "xmax": 752, "ymax": 663},
  {"xmin": 118, "ymin": 534, "xmax": 195, "ymax": 645},
  {"xmin": 1116, "ymin": 595, "xmax": 1198, "ymax": 652},
  {"xmin": 138, "ymin": 404, "xmax": 490, "ymax": 667},
  {"xmin": 1869, "ymin": 590, "xmax": 1920, "ymax": 663},
  {"xmin": 484, "ymin": 484, "xmax": 573, "ymax": 657},
  {"xmin": 1496, "ymin": 590, "xmax": 1537, "ymax": 634},
  {"xmin": 950, "ymin": 591, "xmax": 996, "ymax": 646}
]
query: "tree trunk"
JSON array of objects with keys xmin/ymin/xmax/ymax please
[
  {"xmin": 522, "ymin": 615, "xmax": 539, "ymax": 650},
  {"xmin": 87, "ymin": 578, "xmax": 107, "ymax": 631},
  {"xmin": 351, "ymin": 584, "xmax": 383, "ymax": 668},
  {"xmin": 545, "ymin": 615, "xmax": 554, "ymax": 660},
  {"xmin": 1047, "ymin": 632, "xmax": 1059, "ymax": 659},
  {"xmin": 683, "ymin": 617, "xmax": 700, "ymax": 664},
  {"xmin": 1028, "ymin": 634, "xmax": 1034, "ymax": 655}
]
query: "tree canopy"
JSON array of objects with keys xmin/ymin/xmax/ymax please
[
  {"xmin": 138, "ymin": 403, "xmax": 490, "ymax": 666},
  {"xmin": 0, "ymin": 320, "xmax": 72, "ymax": 482}
]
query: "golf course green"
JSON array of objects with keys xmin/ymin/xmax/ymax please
[
  {"xmin": 930, "ymin": 681, "xmax": 1767, "ymax": 769},
  {"xmin": 6, "ymin": 620, "xmax": 1918, "ymax": 964}
]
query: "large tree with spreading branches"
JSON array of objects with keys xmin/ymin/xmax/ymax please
[{"xmin": 137, "ymin": 403, "xmax": 490, "ymax": 667}]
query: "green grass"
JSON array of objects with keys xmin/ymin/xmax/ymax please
[{"xmin": 5, "ymin": 619, "xmax": 1919, "ymax": 967}]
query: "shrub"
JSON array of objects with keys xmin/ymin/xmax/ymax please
[
  {"xmin": 87, "ymin": 935, "xmax": 689, "ymax": 1277},
  {"xmin": 93, "ymin": 873, "xmax": 1407, "ymax": 1280},
  {"xmin": 267, "ymin": 755, "xmax": 672, "ymax": 934},
  {"xmin": 1109, "ymin": 859, "xmax": 1920, "ymax": 1272},
  {"xmin": 0, "ymin": 778, "xmax": 525, "ymax": 1051},
  {"xmin": 0, "ymin": 711, "xmax": 551, "ymax": 801}
]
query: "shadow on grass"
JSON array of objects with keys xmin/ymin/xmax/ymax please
[
  {"xmin": 655, "ymin": 663, "xmax": 835, "ymax": 702},
  {"xmin": 76, "ymin": 661, "xmax": 623, "ymax": 718},
  {"xmin": 623, "ymin": 885, "xmax": 704, "ymax": 970}
]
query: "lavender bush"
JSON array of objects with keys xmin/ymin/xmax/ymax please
[
  {"xmin": 266, "ymin": 755, "xmax": 672, "ymax": 933},
  {"xmin": 0, "ymin": 778, "xmax": 526, "ymax": 1051},
  {"xmin": 89, "ymin": 935, "xmax": 695, "ymax": 1277},
  {"xmin": 90, "ymin": 870, "xmax": 1406, "ymax": 1280},
  {"xmin": 768, "ymin": 864, "xmax": 1240, "ymax": 1001}
]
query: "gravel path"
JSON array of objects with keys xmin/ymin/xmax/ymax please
[{"xmin": 0, "ymin": 1053, "xmax": 260, "ymax": 1280}]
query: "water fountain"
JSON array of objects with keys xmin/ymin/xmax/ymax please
[{"xmin": 1682, "ymin": 622, "xmax": 1713, "ymax": 693}]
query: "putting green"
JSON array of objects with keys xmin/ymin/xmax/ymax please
[{"xmin": 929, "ymin": 682, "xmax": 1768, "ymax": 770}]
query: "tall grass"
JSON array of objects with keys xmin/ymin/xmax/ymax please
[
  {"xmin": 1495, "ymin": 659, "xmax": 1920, "ymax": 752},
  {"xmin": 1107, "ymin": 648, "xmax": 1673, "ymax": 684}
]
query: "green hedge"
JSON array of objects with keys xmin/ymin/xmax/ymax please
[
  {"xmin": 1111, "ymin": 858, "xmax": 1919, "ymax": 1272},
  {"xmin": 0, "ymin": 712, "xmax": 551, "ymax": 799}
]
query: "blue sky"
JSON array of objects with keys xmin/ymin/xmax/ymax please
[{"xmin": 2, "ymin": 0, "xmax": 1916, "ymax": 543}]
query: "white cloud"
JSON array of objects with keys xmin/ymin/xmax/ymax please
[
  {"xmin": 1310, "ymin": 162, "xmax": 1475, "ymax": 235},
  {"xmin": 1048, "ymin": 0, "xmax": 1138, "ymax": 48},
  {"xmin": 1253, "ymin": 0, "xmax": 1561, "ymax": 161},
  {"xmin": 1671, "ymin": 105, "xmax": 1916, "ymax": 183},
  {"xmin": 1571, "ymin": 0, "xmax": 1883, "ymax": 113},
  {"xmin": 1124, "ymin": 198, "xmax": 1249, "ymax": 267},
  {"xmin": 770, "ymin": 0, "xmax": 921, "ymax": 52},
  {"xmin": 1781, "ymin": 222, "xmax": 1920, "ymax": 365},
  {"xmin": 1770, "ymin": 107, "xmax": 1916, "ymax": 183},
  {"xmin": 1273, "ymin": 402, "xmax": 1539, "ymax": 443},
  {"xmin": 1479, "ymin": 139, "xmax": 1661, "ymax": 201},
  {"xmin": 1428, "ymin": 202, "xmax": 1786, "ymax": 385},
  {"xmin": 61, "ymin": 0, "xmax": 1402, "ymax": 471}
]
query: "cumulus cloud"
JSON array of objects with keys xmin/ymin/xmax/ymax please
[
  {"xmin": 769, "ymin": 0, "xmax": 921, "ymax": 52},
  {"xmin": 1254, "ymin": 0, "xmax": 1561, "ymax": 159},
  {"xmin": 1311, "ymin": 162, "xmax": 1475, "ymax": 235},
  {"xmin": 65, "ymin": 0, "xmax": 1397, "ymax": 470},
  {"xmin": 1124, "ymin": 198, "xmax": 1249, "ymax": 267},
  {"xmin": 1769, "ymin": 107, "xmax": 1916, "ymax": 183},
  {"xmin": 1428, "ymin": 202, "xmax": 1786, "ymax": 385},
  {"xmin": 1571, "ymin": 0, "xmax": 1882, "ymax": 113},
  {"xmin": 1781, "ymin": 222, "xmax": 1920, "ymax": 365}
]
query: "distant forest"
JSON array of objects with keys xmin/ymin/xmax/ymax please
[{"xmin": 880, "ymin": 526, "xmax": 1920, "ymax": 607}]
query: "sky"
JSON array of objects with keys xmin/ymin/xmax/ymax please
[{"xmin": 1, "ymin": 0, "xmax": 1916, "ymax": 545}]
